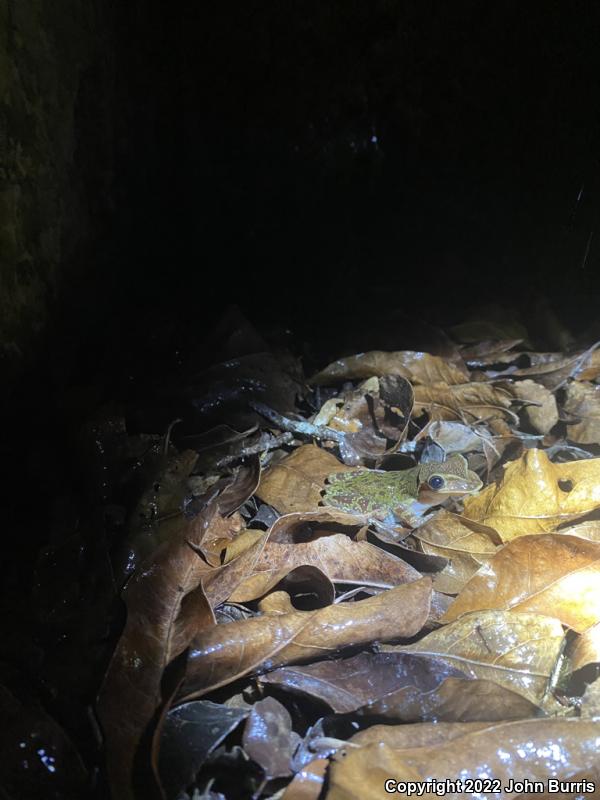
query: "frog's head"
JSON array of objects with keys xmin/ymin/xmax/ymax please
[{"xmin": 416, "ymin": 454, "xmax": 482, "ymax": 504}]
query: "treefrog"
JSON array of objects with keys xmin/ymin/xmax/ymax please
[{"xmin": 321, "ymin": 454, "xmax": 482, "ymax": 530}]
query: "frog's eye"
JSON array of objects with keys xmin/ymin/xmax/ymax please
[{"xmin": 428, "ymin": 475, "xmax": 445, "ymax": 491}]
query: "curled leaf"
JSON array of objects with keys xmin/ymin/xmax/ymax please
[{"xmin": 180, "ymin": 578, "xmax": 433, "ymax": 701}]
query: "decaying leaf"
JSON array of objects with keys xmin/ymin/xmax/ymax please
[
  {"xmin": 462, "ymin": 448, "xmax": 600, "ymax": 539},
  {"xmin": 442, "ymin": 534, "xmax": 600, "ymax": 632}
]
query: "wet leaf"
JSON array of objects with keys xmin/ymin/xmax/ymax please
[
  {"xmin": 412, "ymin": 511, "xmax": 500, "ymax": 594},
  {"xmin": 157, "ymin": 700, "xmax": 249, "ymax": 800},
  {"xmin": 243, "ymin": 696, "xmax": 300, "ymax": 779},
  {"xmin": 349, "ymin": 720, "xmax": 491, "ymax": 749},
  {"xmin": 442, "ymin": 534, "xmax": 600, "ymax": 633},
  {"xmin": 259, "ymin": 651, "xmax": 538, "ymax": 722},
  {"xmin": 258, "ymin": 651, "xmax": 461, "ymax": 713},
  {"xmin": 462, "ymin": 449, "xmax": 600, "ymax": 539},
  {"xmin": 281, "ymin": 758, "xmax": 327, "ymax": 800},
  {"xmin": 310, "ymin": 351, "xmax": 468, "ymax": 385},
  {"xmin": 185, "ymin": 352, "xmax": 304, "ymax": 430},
  {"xmin": 564, "ymin": 381, "xmax": 600, "ymax": 444},
  {"xmin": 257, "ymin": 445, "xmax": 354, "ymax": 514},
  {"xmin": 180, "ymin": 578, "xmax": 432, "ymax": 701},
  {"xmin": 327, "ymin": 718, "xmax": 600, "ymax": 800},
  {"xmin": 116, "ymin": 448, "xmax": 199, "ymax": 582},
  {"xmin": 390, "ymin": 610, "xmax": 565, "ymax": 706},
  {"xmin": 97, "ymin": 488, "xmax": 268, "ymax": 800}
]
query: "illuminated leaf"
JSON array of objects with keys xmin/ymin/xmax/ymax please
[
  {"xmin": 442, "ymin": 534, "xmax": 600, "ymax": 632},
  {"xmin": 388, "ymin": 609, "xmax": 564, "ymax": 706},
  {"xmin": 462, "ymin": 449, "xmax": 600, "ymax": 539},
  {"xmin": 327, "ymin": 719, "xmax": 600, "ymax": 800}
]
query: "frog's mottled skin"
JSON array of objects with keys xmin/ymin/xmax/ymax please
[{"xmin": 321, "ymin": 454, "xmax": 482, "ymax": 529}]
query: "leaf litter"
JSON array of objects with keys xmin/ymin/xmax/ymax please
[{"xmin": 9, "ymin": 304, "xmax": 600, "ymax": 800}]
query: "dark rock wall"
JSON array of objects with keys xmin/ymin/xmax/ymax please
[{"xmin": 0, "ymin": 0, "xmax": 115, "ymax": 374}]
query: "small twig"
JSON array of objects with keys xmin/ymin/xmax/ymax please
[
  {"xmin": 250, "ymin": 400, "xmax": 346, "ymax": 443},
  {"xmin": 215, "ymin": 431, "xmax": 295, "ymax": 467}
]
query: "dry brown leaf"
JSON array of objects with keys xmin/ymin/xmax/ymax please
[
  {"xmin": 509, "ymin": 351, "xmax": 589, "ymax": 390},
  {"xmin": 180, "ymin": 578, "xmax": 432, "ymax": 701},
  {"xmin": 229, "ymin": 525, "xmax": 421, "ymax": 602},
  {"xmin": 510, "ymin": 379, "xmax": 559, "ymax": 434},
  {"xmin": 564, "ymin": 381, "xmax": 600, "ymax": 444},
  {"xmin": 327, "ymin": 718, "xmax": 600, "ymax": 800},
  {"xmin": 310, "ymin": 351, "xmax": 468, "ymax": 385},
  {"xmin": 412, "ymin": 510, "xmax": 500, "ymax": 594},
  {"xmin": 412, "ymin": 382, "xmax": 514, "ymax": 423},
  {"xmin": 462, "ymin": 448, "xmax": 600, "ymax": 540},
  {"xmin": 388, "ymin": 609, "xmax": 564, "ymax": 706},
  {"xmin": 442, "ymin": 533, "xmax": 600, "ymax": 633},
  {"xmin": 257, "ymin": 444, "xmax": 354, "ymax": 514}
]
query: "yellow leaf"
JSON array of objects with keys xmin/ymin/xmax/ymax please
[{"xmin": 462, "ymin": 448, "xmax": 600, "ymax": 540}]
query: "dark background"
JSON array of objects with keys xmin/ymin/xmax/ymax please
[
  {"xmin": 8, "ymin": 0, "xmax": 600, "ymax": 550},
  {"xmin": 102, "ymin": 1, "xmax": 600, "ymax": 338},
  {"xmin": 29, "ymin": 0, "xmax": 597, "ymax": 381}
]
